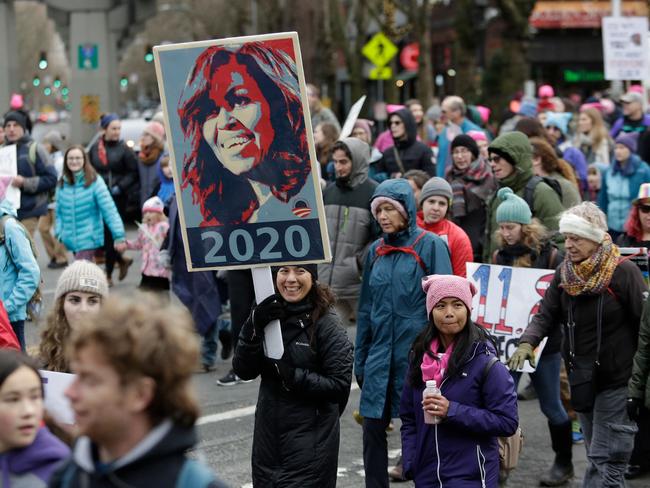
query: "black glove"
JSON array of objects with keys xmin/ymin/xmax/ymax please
[
  {"xmin": 627, "ymin": 397, "xmax": 642, "ymax": 422},
  {"xmin": 356, "ymin": 374, "xmax": 364, "ymax": 389},
  {"xmin": 265, "ymin": 358, "xmax": 295, "ymax": 390},
  {"xmin": 252, "ymin": 294, "xmax": 286, "ymax": 337}
]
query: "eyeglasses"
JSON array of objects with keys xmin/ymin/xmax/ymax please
[
  {"xmin": 389, "ymin": 120, "xmax": 403, "ymax": 126},
  {"xmin": 452, "ymin": 147, "xmax": 470, "ymax": 156},
  {"xmin": 638, "ymin": 204, "xmax": 650, "ymax": 213},
  {"xmin": 487, "ymin": 155, "xmax": 502, "ymax": 164}
]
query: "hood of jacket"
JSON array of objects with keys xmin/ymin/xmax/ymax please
[
  {"xmin": 391, "ymin": 108, "xmax": 418, "ymax": 148},
  {"xmin": 338, "ymin": 137, "xmax": 371, "ymax": 188},
  {"xmin": 70, "ymin": 420, "xmax": 196, "ymax": 474},
  {"xmin": 0, "ymin": 199, "xmax": 17, "ymax": 219},
  {"xmin": 488, "ymin": 131, "xmax": 534, "ymax": 192},
  {"xmin": 2, "ymin": 427, "xmax": 69, "ymax": 479},
  {"xmin": 370, "ymin": 178, "xmax": 418, "ymax": 235}
]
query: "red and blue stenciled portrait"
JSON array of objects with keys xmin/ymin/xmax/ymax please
[{"xmin": 155, "ymin": 33, "xmax": 330, "ymax": 270}]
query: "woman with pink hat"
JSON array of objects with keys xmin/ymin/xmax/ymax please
[{"xmin": 400, "ymin": 274, "xmax": 518, "ymax": 486}]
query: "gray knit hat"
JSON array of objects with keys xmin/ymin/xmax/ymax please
[
  {"xmin": 55, "ymin": 260, "xmax": 109, "ymax": 300},
  {"xmin": 419, "ymin": 177, "xmax": 453, "ymax": 206}
]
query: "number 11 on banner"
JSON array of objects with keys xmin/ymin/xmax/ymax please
[{"xmin": 472, "ymin": 264, "xmax": 513, "ymax": 335}]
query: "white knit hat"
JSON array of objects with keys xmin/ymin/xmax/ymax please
[{"xmin": 55, "ymin": 260, "xmax": 109, "ymax": 300}]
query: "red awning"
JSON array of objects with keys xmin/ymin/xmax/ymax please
[{"xmin": 530, "ymin": 1, "xmax": 648, "ymax": 29}]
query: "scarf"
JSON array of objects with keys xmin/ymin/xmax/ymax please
[
  {"xmin": 495, "ymin": 243, "xmax": 536, "ymax": 266},
  {"xmin": 560, "ymin": 234, "xmax": 620, "ymax": 296},
  {"xmin": 97, "ymin": 137, "xmax": 108, "ymax": 166},
  {"xmin": 421, "ymin": 337, "xmax": 455, "ymax": 385},
  {"xmin": 139, "ymin": 144, "xmax": 162, "ymax": 166},
  {"xmin": 447, "ymin": 158, "xmax": 493, "ymax": 217},
  {"xmin": 375, "ymin": 231, "xmax": 426, "ymax": 271}
]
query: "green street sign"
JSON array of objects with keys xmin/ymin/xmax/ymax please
[{"xmin": 78, "ymin": 44, "xmax": 98, "ymax": 70}]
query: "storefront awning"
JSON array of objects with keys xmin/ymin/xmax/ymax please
[{"xmin": 530, "ymin": 1, "xmax": 648, "ymax": 29}]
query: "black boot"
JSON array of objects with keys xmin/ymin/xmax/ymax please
[
  {"xmin": 540, "ymin": 421, "xmax": 574, "ymax": 486},
  {"xmin": 219, "ymin": 329, "xmax": 233, "ymax": 360}
]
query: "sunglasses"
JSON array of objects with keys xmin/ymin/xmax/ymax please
[
  {"xmin": 389, "ymin": 120, "xmax": 403, "ymax": 126},
  {"xmin": 487, "ymin": 155, "xmax": 503, "ymax": 164},
  {"xmin": 638, "ymin": 204, "xmax": 650, "ymax": 213}
]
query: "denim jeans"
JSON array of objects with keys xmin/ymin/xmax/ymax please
[
  {"xmin": 10, "ymin": 320, "xmax": 25, "ymax": 351},
  {"xmin": 578, "ymin": 387, "xmax": 638, "ymax": 488},
  {"xmin": 511, "ymin": 352, "xmax": 569, "ymax": 426},
  {"xmin": 201, "ymin": 321, "xmax": 218, "ymax": 367}
]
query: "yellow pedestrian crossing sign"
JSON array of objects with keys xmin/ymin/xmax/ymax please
[
  {"xmin": 369, "ymin": 66, "xmax": 392, "ymax": 80},
  {"xmin": 362, "ymin": 32, "xmax": 398, "ymax": 68}
]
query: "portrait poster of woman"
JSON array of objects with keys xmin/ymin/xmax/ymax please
[{"xmin": 154, "ymin": 33, "xmax": 330, "ymax": 270}]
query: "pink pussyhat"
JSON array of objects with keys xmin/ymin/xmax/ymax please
[
  {"xmin": 538, "ymin": 84, "xmax": 554, "ymax": 98},
  {"xmin": 422, "ymin": 274, "xmax": 477, "ymax": 319},
  {"xmin": 476, "ymin": 105, "xmax": 491, "ymax": 124},
  {"xmin": 386, "ymin": 104, "xmax": 405, "ymax": 114},
  {"xmin": 9, "ymin": 94, "xmax": 23, "ymax": 110},
  {"xmin": 467, "ymin": 130, "xmax": 487, "ymax": 142}
]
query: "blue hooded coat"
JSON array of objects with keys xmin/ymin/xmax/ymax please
[
  {"xmin": 355, "ymin": 179, "xmax": 452, "ymax": 418},
  {"xmin": 0, "ymin": 199, "xmax": 40, "ymax": 322}
]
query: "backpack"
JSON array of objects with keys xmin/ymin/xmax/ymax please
[
  {"xmin": 25, "ymin": 141, "xmax": 56, "ymax": 202},
  {"xmin": 0, "ymin": 215, "xmax": 42, "ymax": 321},
  {"xmin": 522, "ymin": 175, "xmax": 563, "ymax": 211},
  {"xmin": 482, "ymin": 356, "xmax": 524, "ymax": 472}
]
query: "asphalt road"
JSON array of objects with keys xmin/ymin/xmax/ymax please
[{"xmin": 27, "ymin": 225, "xmax": 650, "ymax": 487}]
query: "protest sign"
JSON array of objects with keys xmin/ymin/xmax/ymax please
[
  {"xmin": 620, "ymin": 247, "xmax": 649, "ymax": 287},
  {"xmin": 467, "ymin": 263, "xmax": 554, "ymax": 367},
  {"xmin": 0, "ymin": 145, "xmax": 20, "ymax": 209},
  {"xmin": 602, "ymin": 16, "xmax": 649, "ymax": 80},
  {"xmin": 153, "ymin": 32, "xmax": 330, "ymax": 272},
  {"xmin": 40, "ymin": 370, "xmax": 75, "ymax": 425},
  {"xmin": 339, "ymin": 95, "xmax": 366, "ymax": 140}
]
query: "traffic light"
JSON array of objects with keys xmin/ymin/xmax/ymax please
[
  {"xmin": 61, "ymin": 86, "xmax": 69, "ymax": 96},
  {"xmin": 120, "ymin": 74, "xmax": 129, "ymax": 88},
  {"xmin": 38, "ymin": 51, "xmax": 48, "ymax": 70},
  {"xmin": 43, "ymin": 86, "xmax": 52, "ymax": 96},
  {"xmin": 144, "ymin": 45, "xmax": 154, "ymax": 63},
  {"xmin": 53, "ymin": 76, "xmax": 61, "ymax": 88},
  {"xmin": 32, "ymin": 74, "xmax": 40, "ymax": 87}
]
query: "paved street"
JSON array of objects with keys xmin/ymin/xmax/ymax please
[{"xmin": 27, "ymin": 225, "xmax": 650, "ymax": 488}]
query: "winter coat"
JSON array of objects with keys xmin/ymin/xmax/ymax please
[
  {"xmin": 166, "ymin": 195, "xmax": 221, "ymax": 336},
  {"xmin": 0, "ymin": 299, "xmax": 19, "ymax": 349},
  {"xmin": 88, "ymin": 138, "xmax": 139, "ymax": 216},
  {"xmin": 3, "ymin": 136, "xmax": 57, "ymax": 220},
  {"xmin": 376, "ymin": 109, "xmax": 435, "ymax": 177},
  {"xmin": 520, "ymin": 259, "xmax": 646, "ymax": 392},
  {"xmin": 0, "ymin": 427, "xmax": 69, "ymax": 488},
  {"xmin": 355, "ymin": 179, "xmax": 453, "ymax": 419},
  {"xmin": 436, "ymin": 118, "xmax": 482, "ymax": 177},
  {"xmin": 548, "ymin": 171, "xmax": 582, "ymax": 209},
  {"xmin": 416, "ymin": 212, "xmax": 473, "ymax": 277},
  {"xmin": 484, "ymin": 133, "xmax": 565, "ymax": 260},
  {"xmin": 318, "ymin": 138, "xmax": 378, "ymax": 299},
  {"xmin": 629, "ymin": 296, "xmax": 650, "ymax": 410},
  {"xmin": 55, "ymin": 173, "xmax": 125, "ymax": 253},
  {"xmin": 610, "ymin": 113, "xmax": 650, "ymax": 138},
  {"xmin": 49, "ymin": 420, "xmax": 226, "ymax": 488},
  {"xmin": 232, "ymin": 301, "xmax": 353, "ymax": 488},
  {"xmin": 400, "ymin": 341, "xmax": 518, "ymax": 488},
  {"xmin": 138, "ymin": 152, "xmax": 162, "ymax": 208},
  {"xmin": 0, "ymin": 199, "xmax": 40, "ymax": 322},
  {"xmin": 598, "ymin": 154, "xmax": 650, "ymax": 232},
  {"xmin": 126, "ymin": 221, "xmax": 170, "ymax": 278}
]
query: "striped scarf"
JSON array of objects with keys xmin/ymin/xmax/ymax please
[{"xmin": 560, "ymin": 234, "xmax": 619, "ymax": 296}]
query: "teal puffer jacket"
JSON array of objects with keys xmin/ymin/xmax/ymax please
[{"xmin": 55, "ymin": 173, "xmax": 125, "ymax": 253}]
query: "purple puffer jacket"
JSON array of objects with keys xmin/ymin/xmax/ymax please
[{"xmin": 400, "ymin": 340, "xmax": 518, "ymax": 488}]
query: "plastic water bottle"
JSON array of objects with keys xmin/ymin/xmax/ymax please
[{"xmin": 423, "ymin": 380, "xmax": 441, "ymax": 425}]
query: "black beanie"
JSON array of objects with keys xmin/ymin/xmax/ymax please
[
  {"xmin": 272, "ymin": 263, "xmax": 318, "ymax": 281},
  {"xmin": 450, "ymin": 134, "xmax": 479, "ymax": 159},
  {"xmin": 3, "ymin": 110, "xmax": 28, "ymax": 132}
]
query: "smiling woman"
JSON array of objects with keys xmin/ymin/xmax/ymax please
[{"xmin": 177, "ymin": 42, "xmax": 310, "ymax": 226}]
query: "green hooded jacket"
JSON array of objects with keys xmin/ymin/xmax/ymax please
[{"xmin": 484, "ymin": 132, "xmax": 566, "ymax": 260}]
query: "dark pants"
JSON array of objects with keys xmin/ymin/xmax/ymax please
[
  {"xmin": 630, "ymin": 406, "xmax": 650, "ymax": 468},
  {"xmin": 362, "ymin": 392, "xmax": 392, "ymax": 488},
  {"xmin": 226, "ymin": 270, "xmax": 255, "ymax": 344},
  {"xmin": 10, "ymin": 320, "xmax": 25, "ymax": 351},
  {"xmin": 103, "ymin": 224, "xmax": 125, "ymax": 277},
  {"xmin": 139, "ymin": 275, "xmax": 170, "ymax": 300}
]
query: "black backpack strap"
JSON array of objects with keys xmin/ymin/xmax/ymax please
[
  {"xmin": 523, "ymin": 175, "xmax": 562, "ymax": 211},
  {"xmin": 481, "ymin": 356, "xmax": 500, "ymax": 383}
]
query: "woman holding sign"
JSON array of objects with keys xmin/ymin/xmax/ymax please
[
  {"xmin": 512, "ymin": 202, "xmax": 647, "ymax": 488},
  {"xmin": 493, "ymin": 187, "xmax": 572, "ymax": 486},
  {"xmin": 177, "ymin": 42, "xmax": 311, "ymax": 226},
  {"xmin": 232, "ymin": 264, "xmax": 353, "ymax": 487}
]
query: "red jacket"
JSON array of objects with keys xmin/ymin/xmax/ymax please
[
  {"xmin": 416, "ymin": 211, "xmax": 473, "ymax": 277},
  {"xmin": 0, "ymin": 300, "xmax": 20, "ymax": 350}
]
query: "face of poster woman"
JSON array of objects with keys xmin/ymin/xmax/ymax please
[{"xmin": 202, "ymin": 59, "xmax": 275, "ymax": 176}]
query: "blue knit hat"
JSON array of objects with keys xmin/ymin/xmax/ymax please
[
  {"xmin": 543, "ymin": 112, "xmax": 572, "ymax": 136},
  {"xmin": 496, "ymin": 187, "xmax": 532, "ymax": 224}
]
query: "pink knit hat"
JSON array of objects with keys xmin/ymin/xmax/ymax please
[
  {"xmin": 370, "ymin": 196, "xmax": 408, "ymax": 221},
  {"xmin": 143, "ymin": 121, "xmax": 165, "ymax": 144},
  {"xmin": 422, "ymin": 275, "xmax": 477, "ymax": 319},
  {"xmin": 467, "ymin": 130, "xmax": 487, "ymax": 142}
]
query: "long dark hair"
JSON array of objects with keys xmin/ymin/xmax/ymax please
[
  {"xmin": 408, "ymin": 315, "xmax": 493, "ymax": 388},
  {"xmin": 0, "ymin": 349, "xmax": 43, "ymax": 396}
]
